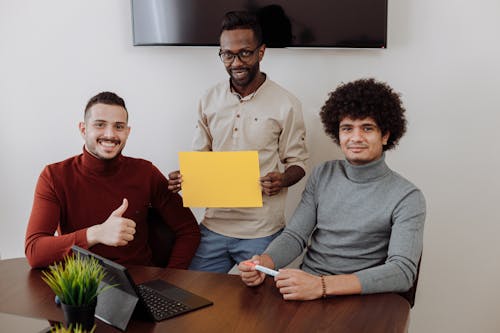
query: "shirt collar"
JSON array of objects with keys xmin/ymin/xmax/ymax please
[{"xmin": 229, "ymin": 73, "xmax": 268, "ymax": 101}]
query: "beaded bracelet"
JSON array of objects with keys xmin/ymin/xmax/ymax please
[{"xmin": 320, "ymin": 275, "xmax": 327, "ymax": 298}]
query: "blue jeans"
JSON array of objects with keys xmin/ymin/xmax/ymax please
[{"xmin": 188, "ymin": 224, "xmax": 282, "ymax": 273}]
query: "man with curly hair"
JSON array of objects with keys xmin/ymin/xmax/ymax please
[{"xmin": 239, "ymin": 78, "xmax": 426, "ymax": 301}]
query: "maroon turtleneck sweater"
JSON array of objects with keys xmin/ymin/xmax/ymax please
[{"xmin": 25, "ymin": 148, "xmax": 200, "ymax": 269}]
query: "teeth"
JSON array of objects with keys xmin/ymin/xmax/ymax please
[{"xmin": 99, "ymin": 140, "xmax": 117, "ymax": 147}]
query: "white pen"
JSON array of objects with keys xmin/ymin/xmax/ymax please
[
  {"xmin": 244, "ymin": 262, "xmax": 279, "ymax": 277},
  {"xmin": 255, "ymin": 264, "xmax": 279, "ymax": 277}
]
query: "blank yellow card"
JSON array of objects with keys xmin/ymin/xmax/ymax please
[{"xmin": 179, "ymin": 151, "xmax": 263, "ymax": 208}]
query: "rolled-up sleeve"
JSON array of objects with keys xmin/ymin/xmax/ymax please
[
  {"xmin": 192, "ymin": 99, "xmax": 213, "ymax": 152},
  {"xmin": 278, "ymin": 102, "xmax": 308, "ymax": 171}
]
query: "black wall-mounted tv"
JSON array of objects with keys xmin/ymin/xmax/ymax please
[{"xmin": 131, "ymin": 0, "xmax": 388, "ymax": 48}]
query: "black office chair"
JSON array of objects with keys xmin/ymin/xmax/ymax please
[
  {"xmin": 147, "ymin": 207, "xmax": 176, "ymax": 267},
  {"xmin": 397, "ymin": 256, "xmax": 422, "ymax": 308}
]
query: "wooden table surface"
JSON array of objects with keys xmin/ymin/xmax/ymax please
[{"xmin": 0, "ymin": 258, "xmax": 409, "ymax": 332}]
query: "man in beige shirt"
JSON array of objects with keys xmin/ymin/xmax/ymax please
[{"xmin": 169, "ymin": 11, "xmax": 308, "ymax": 273}]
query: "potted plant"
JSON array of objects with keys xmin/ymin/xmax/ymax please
[
  {"xmin": 42, "ymin": 253, "xmax": 111, "ymax": 331},
  {"xmin": 50, "ymin": 323, "xmax": 96, "ymax": 333}
]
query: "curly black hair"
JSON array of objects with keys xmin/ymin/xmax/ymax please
[{"xmin": 319, "ymin": 78, "xmax": 407, "ymax": 151}]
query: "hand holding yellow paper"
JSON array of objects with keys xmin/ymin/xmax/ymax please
[{"xmin": 178, "ymin": 151, "xmax": 263, "ymax": 207}]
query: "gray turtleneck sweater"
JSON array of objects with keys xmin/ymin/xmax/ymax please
[{"xmin": 264, "ymin": 155, "xmax": 426, "ymax": 294}]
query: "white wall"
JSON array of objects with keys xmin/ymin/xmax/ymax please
[{"xmin": 1, "ymin": 1, "xmax": 499, "ymax": 332}]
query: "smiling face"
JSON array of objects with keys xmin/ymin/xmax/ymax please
[
  {"xmin": 339, "ymin": 117, "xmax": 390, "ymax": 165},
  {"xmin": 220, "ymin": 28, "xmax": 265, "ymax": 91},
  {"xmin": 79, "ymin": 103, "xmax": 130, "ymax": 160}
]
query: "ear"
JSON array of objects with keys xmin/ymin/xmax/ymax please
[
  {"xmin": 78, "ymin": 121, "xmax": 86, "ymax": 138},
  {"xmin": 258, "ymin": 44, "xmax": 266, "ymax": 61},
  {"xmin": 382, "ymin": 131, "xmax": 390, "ymax": 145}
]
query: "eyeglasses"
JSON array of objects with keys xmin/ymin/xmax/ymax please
[{"xmin": 218, "ymin": 46, "xmax": 260, "ymax": 64}]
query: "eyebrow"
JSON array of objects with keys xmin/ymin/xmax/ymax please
[
  {"xmin": 220, "ymin": 45, "xmax": 255, "ymax": 52},
  {"xmin": 92, "ymin": 119, "xmax": 127, "ymax": 125},
  {"xmin": 340, "ymin": 122, "xmax": 377, "ymax": 127}
]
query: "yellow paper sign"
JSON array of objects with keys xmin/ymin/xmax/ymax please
[{"xmin": 179, "ymin": 151, "xmax": 263, "ymax": 208}]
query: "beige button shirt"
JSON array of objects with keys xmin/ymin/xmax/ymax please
[{"xmin": 192, "ymin": 76, "xmax": 308, "ymax": 238}]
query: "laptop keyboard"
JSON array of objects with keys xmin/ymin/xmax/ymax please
[{"xmin": 137, "ymin": 284, "xmax": 190, "ymax": 321}]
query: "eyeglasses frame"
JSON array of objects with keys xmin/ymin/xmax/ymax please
[{"xmin": 218, "ymin": 45, "xmax": 262, "ymax": 64}]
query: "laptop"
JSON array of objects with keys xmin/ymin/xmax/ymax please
[{"xmin": 71, "ymin": 246, "xmax": 213, "ymax": 331}]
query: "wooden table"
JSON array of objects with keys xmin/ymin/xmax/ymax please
[{"xmin": 0, "ymin": 258, "xmax": 409, "ymax": 332}]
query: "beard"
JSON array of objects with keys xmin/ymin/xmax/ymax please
[
  {"xmin": 227, "ymin": 61, "xmax": 260, "ymax": 88},
  {"xmin": 85, "ymin": 137, "xmax": 124, "ymax": 160}
]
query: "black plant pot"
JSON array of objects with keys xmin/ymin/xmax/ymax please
[{"xmin": 61, "ymin": 298, "xmax": 97, "ymax": 331}]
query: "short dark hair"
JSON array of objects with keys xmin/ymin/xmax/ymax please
[
  {"xmin": 320, "ymin": 78, "xmax": 407, "ymax": 151},
  {"xmin": 84, "ymin": 91, "xmax": 128, "ymax": 121},
  {"xmin": 220, "ymin": 11, "xmax": 263, "ymax": 46}
]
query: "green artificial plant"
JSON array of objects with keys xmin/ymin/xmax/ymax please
[
  {"xmin": 50, "ymin": 323, "xmax": 96, "ymax": 333},
  {"xmin": 42, "ymin": 253, "xmax": 110, "ymax": 306}
]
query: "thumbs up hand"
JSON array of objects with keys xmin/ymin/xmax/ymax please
[
  {"xmin": 111, "ymin": 198, "xmax": 129, "ymax": 218},
  {"xmin": 86, "ymin": 198, "xmax": 137, "ymax": 247}
]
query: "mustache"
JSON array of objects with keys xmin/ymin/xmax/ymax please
[
  {"xmin": 230, "ymin": 66, "xmax": 250, "ymax": 71},
  {"xmin": 97, "ymin": 137, "xmax": 120, "ymax": 144},
  {"xmin": 346, "ymin": 143, "xmax": 369, "ymax": 149}
]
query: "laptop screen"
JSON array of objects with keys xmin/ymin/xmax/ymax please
[{"xmin": 71, "ymin": 245, "xmax": 137, "ymax": 296}]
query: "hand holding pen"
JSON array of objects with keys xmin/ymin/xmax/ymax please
[
  {"xmin": 238, "ymin": 254, "xmax": 278, "ymax": 287},
  {"xmin": 245, "ymin": 262, "xmax": 279, "ymax": 276}
]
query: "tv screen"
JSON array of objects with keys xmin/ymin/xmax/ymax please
[{"xmin": 131, "ymin": 0, "xmax": 388, "ymax": 48}]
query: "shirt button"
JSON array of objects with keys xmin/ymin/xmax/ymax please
[
  {"xmin": 236, "ymin": 114, "xmax": 240, "ymax": 118},
  {"xmin": 234, "ymin": 128, "xmax": 238, "ymax": 131}
]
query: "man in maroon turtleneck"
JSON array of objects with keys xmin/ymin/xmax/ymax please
[{"xmin": 25, "ymin": 92, "xmax": 200, "ymax": 269}]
